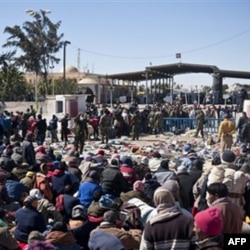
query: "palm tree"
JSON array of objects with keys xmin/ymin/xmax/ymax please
[
  {"xmin": 0, "ymin": 51, "xmax": 15, "ymax": 68},
  {"xmin": 0, "ymin": 66, "xmax": 28, "ymax": 101},
  {"xmin": 3, "ymin": 10, "xmax": 64, "ymax": 96}
]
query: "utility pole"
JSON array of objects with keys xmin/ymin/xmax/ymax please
[{"xmin": 63, "ymin": 40, "xmax": 71, "ymax": 94}]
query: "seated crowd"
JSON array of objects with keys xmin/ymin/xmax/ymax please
[{"xmin": 0, "ymin": 120, "xmax": 250, "ymax": 250}]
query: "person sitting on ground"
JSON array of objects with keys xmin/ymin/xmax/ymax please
[
  {"xmin": 77, "ymin": 170, "xmax": 102, "ymax": 209},
  {"xmin": 69, "ymin": 204, "xmax": 98, "ymax": 249},
  {"xmin": 120, "ymin": 156, "xmax": 137, "ymax": 189},
  {"xmin": 101, "ymin": 158, "xmax": 128, "ymax": 197},
  {"xmin": 140, "ymin": 187, "xmax": 195, "ymax": 250},
  {"xmin": 45, "ymin": 221, "xmax": 81, "ymax": 250},
  {"xmin": 153, "ymin": 159, "xmax": 175, "ymax": 185},
  {"xmin": 14, "ymin": 195, "xmax": 47, "ymax": 244},
  {"xmin": 92, "ymin": 210, "xmax": 142, "ymax": 250},
  {"xmin": 143, "ymin": 172, "xmax": 161, "ymax": 200},
  {"xmin": 120, "ymin": 180, "xmax": 154, "ymax": 206}
]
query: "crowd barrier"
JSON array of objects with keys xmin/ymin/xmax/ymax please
[{"xmin": 163, "ymin": 118, "xmax": 236, "ymax": 134}]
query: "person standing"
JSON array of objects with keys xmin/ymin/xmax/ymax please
[
  {"xmin": 131, "ymin": 110, "xmax": 141, "ymax": 140},
  {"xmin": 99, "ymin": 109, "xmax": 111, "ymax": 144},
  {"xmin": 154, "ymin": 107, "xmax": 163, "ymax": 136},
  {"xmin": 49, "ymin": 114, "xmax": 59, "ymax": 143},
  {"xmin": 236, "ymin": 111, "xmax": 249, "ymax": 146},
  {"xmin": 34, "ymin": 114, "xmax": 47, "ymax": 146},
  {"xmin": 147, "ymin": 107, "xmax": 155, "ymax": 134},
  {"xmin": 88, "ymin": 114, "xmax": 99, "ymax": 140},
  {"xmin": 195, "ymin": 108, "xmax": 205, "ymax": 138},
  {"xmin": 74, "ymin": 112, "xmax": 88, "ymax": 154},
  {"xmin": 217, "ymin": 114, "xmax": 235, "ymax": 152},
  {"xmin": 60, "ymin": 113, "xmax": 70, "ymax": 144}
]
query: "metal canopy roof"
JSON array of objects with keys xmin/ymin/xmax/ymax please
[{"xmin": 108, "ymin": 63, "xmax": 250, "ymax": 81}]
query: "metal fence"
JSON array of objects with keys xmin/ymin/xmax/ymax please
[{"xmin": 163, "ymin": 118, "xmax": 235, "ymax": 134}]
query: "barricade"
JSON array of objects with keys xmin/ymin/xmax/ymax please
[{"xmin": 163, "ymin": 117, "xmax": 235, "ymax": 134}]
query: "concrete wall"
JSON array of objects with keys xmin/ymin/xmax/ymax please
[{"xmin": 4, "ymin": 95, "xmax": 86, "ymax": 121}]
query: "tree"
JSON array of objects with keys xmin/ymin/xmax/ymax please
[
  {"xmin": 0, "ymin": 51, "xmax": 15, "ymax": 68},
  {"xmin": 0, "ymin": 66, "xmax": 28, "ymax": 101},
  {"xmin": 3, "ymin": 10, "xmax": 64, "ymax": 97}
]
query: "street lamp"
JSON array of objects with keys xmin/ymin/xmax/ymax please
[
  {"xmin": 63, "ymin": 40, "xmax": 71, "ymax": 95},
  {"xmin": 25, "ymin": 9, "xmax": 51, "ymax": 16},
  {"xmin": 49, "ymin": 64, "xmax": 55, "ymax": 95},
  {"xmin": 109, "ymin": 84, "xmax": 114, "ymax": 108}
]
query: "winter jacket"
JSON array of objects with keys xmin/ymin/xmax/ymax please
[
  {"xmin": 120, "ymin": 164, "xmax": 137, "ymax": 187},
  {"xmin": 120, "ymin": 190, "xmax": 154, "ymax": 206},
  {"xmin": 21, "ymin": 140, "xmax": 36, "ymax": 166},
  {"xmin": 140, "ymin": 207, "xmax": 195, "ymax": 250},
  {"xmin": 211, "ymin": 197, "xmax": 243, "ymax": 234},
  {"xmin": 45, "ymin": 230, "xmax": 81, "ymax": 250},
  {"xmin": 101, "ymin": 167, "xmax": 128, "ymax": 197},
  {"xmin": 78, "ymin": 179, "xmax": 102, "ymax": 208},
  {"xmin": 70, "ymin": 219, "xmax": 98, "ymax": 249},
  {"xmin": 14, "ymin": 205, "xmax": 47, "ymax": 243},
  {"xmin": 93, "ymin": 222, "xmax": 142, "ymax": 250},
  {"xmin": 51, "ymin": 169, "xmax": 72, "ymax": 197}
]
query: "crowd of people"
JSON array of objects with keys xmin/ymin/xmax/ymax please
[{"xmin": 0, "ymin": 102, "xmax": 249, "ymax": 250}]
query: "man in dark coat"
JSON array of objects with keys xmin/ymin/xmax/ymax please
[
  {"xmin": 14, "ymin": 195, "xmax": 46, "ymax": 243},
  {"xmin": 21, "ymin": 132, "xmax": 36, "ymax": 167},
  {"xmin": 101, "ymin": 158, "xmax": 128, "ymax": 197}
]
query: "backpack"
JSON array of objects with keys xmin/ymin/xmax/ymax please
[{"xmin": 120, "ymin": 202, "xmax": 143, "ymax": 230}]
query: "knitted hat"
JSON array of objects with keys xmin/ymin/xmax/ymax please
[
  {"xmin": 97, "ymin": 149, "xmax": 105, "ymax": 156},
  {"xmin": 183, "ymin": 143, "xmax": 191, "ymax": 154},
  {"xmin": 71, "ymin": 205, "xmax": 87, "ymax": 220},
  {"xmin": 121, "ymin": 156, "xmax": 133, "ymax": 167},
  {"xmin": 24, "ymin": 195, "xmax": 38, "ymax": 205},
  {"xmin": 144, "ymin": 172, "xmax": 153, "ymax": 180},
  {"xmin": 221, "ymin": 150, "xmax": 236, "ymax": 164},
  {"xmin": 194, "ymin": 207, "xmax": 223, "ymax": 237},
  {"xmin": 29, "ymin": 189, "xmax": 43, "ymax": 200},
  {"xmin": 99, "ymin": 194, "xmax": 115, "ymax": 209},
  {"xmin": 110, "ymin": 158, "xmax": 120, "ymax": 168},
  {"xmin": 133, "ymin": 180, "xmax": 144, "ymax": 192},
  {"xmin": 28, "ymin": 230, "xmax": 45, "ymax": 244},
  {"xmin": 26, "ymin": 171, "xmax": 36, "ymax": 178},
  {"xmin": 53, "ymin": 161, "xmax": 60, "ymax": 169},
  {"xmin": 88, "ymin": 170, "xmax": 100, "ymax": 180}
]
